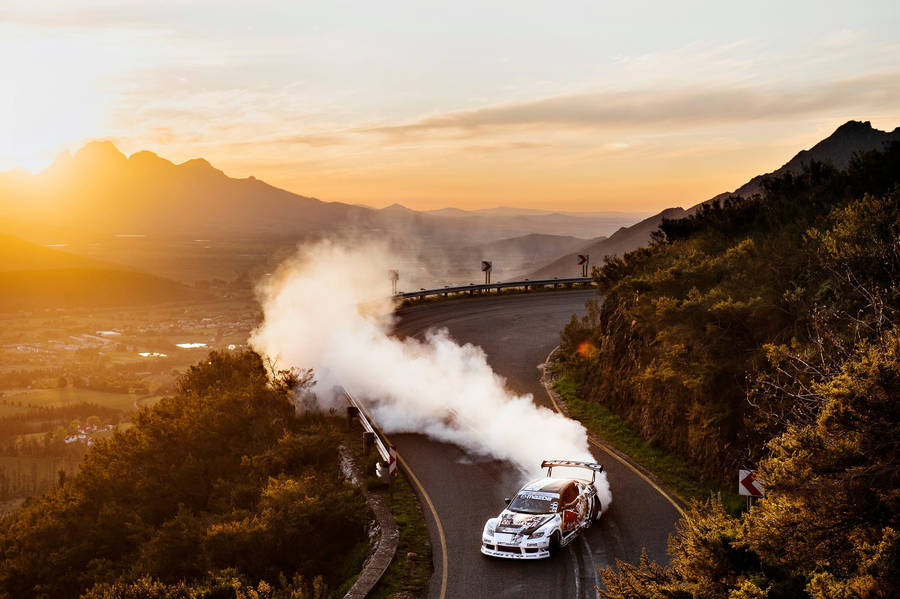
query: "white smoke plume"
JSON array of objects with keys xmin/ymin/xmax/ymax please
[{"xmin": 250, "ymin": 240, "xmax": 611, "ymax": 509}]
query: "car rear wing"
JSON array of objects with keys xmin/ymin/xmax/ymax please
[{"xmin": 541, "ymin": 460, "xmax": 604, "ymax": 482}]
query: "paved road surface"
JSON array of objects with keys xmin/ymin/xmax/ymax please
[{"xmin": 392, "ymin": 291, "xmax": 681, "ymax": 599}]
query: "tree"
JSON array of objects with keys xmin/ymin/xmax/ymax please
[
  {"xmin": 0, "ymin": 351, "xmax": 368, "ymax": 599},
  {"xmin": 599, "ymin": 330, "xmax": 900, "ymax": 598}
]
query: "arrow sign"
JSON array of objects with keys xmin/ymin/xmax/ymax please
[
  {"xmin": 481, "ymin": 261, "xmax": 492, "ymax": 272},
  {"xmin": 738, "ymin": 469, "xmax": 764, "ymax": 497},
  {"xmin": 388, "ymin": 269, "xmax": 399, "ymax": 281},
  {"xmin": 388, "ymin": 445, "xmax": 398, "ymax": 476},
  {"xmin": 577, "ymin": 255, "xmax": 588, "ymax": 265}
]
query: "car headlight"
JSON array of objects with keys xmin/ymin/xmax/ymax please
[
  {"xmin": 485, "ymin": 523, "xmax": 495, "ymax": 536},
  {"xmin": 528, "ymin": 530, "xmax": 545, "ymax": 538}
]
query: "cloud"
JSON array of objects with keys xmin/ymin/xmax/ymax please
[{"xmin": 362, "ymin": 72, "xmax": 900, "ymax": 140}]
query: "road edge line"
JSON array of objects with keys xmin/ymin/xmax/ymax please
[
  {"xmin": 395, "ymin": 453, "xmax": 449, "ymax": 599},
  {"xmin": 350, "ymin": 396, "xmax": 449, "ymax": 599},
  {"xmin": 541, "ymin": 345, "xmax": 686, "ymax": 518}
]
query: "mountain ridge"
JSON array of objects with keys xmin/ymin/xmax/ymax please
[
  {"xmin": 0, "ymin": 144, "xmax": 637, "ymax": 244},
  {"xmin": 530, "ymin": 120, "xmax": 900, "ymax": 278}
]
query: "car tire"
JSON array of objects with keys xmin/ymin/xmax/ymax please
[{"xmin": 549, "ymin": 531, "xmax": 562, "ymax": 555}]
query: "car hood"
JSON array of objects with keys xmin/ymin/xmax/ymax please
[{"xmin": 495, "ymin": 510, "xmax": 554, "ymax": 534}]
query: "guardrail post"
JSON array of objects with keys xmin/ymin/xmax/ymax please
[
  {"xmin": 346, "ymin": 406, "xmax": 359, "ymax": 431},
  {"xmin": 363, "ymin": 431, "xmax": 375, "ymax": 455}
]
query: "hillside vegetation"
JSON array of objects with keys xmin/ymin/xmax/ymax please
[
  {"xmin": 0, "ymin": 351, "xmax": 369, "ymax": 599},
  {"xmin": 558, "ymin": 144, "xmax": 899, "ymax": 596}
]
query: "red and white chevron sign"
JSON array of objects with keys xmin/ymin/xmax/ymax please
[
  {"xmin": 738, "ymin": 469, "xmax": 764, "ymax": 497},
  {"xmin": 388, "ymin": 445, "xmax": 397, "ymax": 476},
  {"xmin": 577, "ymin": 254, "xmax": 588, "ymax": 265},
  {"xmin": 481, "ymin": 261, "xmax": 492, "ymax": 272}
]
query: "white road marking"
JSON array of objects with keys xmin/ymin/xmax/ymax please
[
  {"xmin": 568, "ymin": 544, "xmax": 582, "ymax": 599},
  {"xmin": 581, "ymin": 535, "xmax": 601, "ymax": 597}
]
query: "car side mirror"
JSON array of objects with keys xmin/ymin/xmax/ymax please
[{"xmin": 504, "ymin": 497, "xmax": 511, "ymax": 505}]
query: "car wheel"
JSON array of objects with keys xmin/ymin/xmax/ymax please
[{"xmin": 549, "ymin": 531, "xmax": 562, "ymax": 555}]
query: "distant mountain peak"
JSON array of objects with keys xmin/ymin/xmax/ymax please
[
  {"xmin": 72, "ymin": 140, "xmax": 127, "ymax": 165},
  {"xmin": 177, "ymin": 157, "xmax": 223, "ymax": 176},
  {"xmin": 781, "ymin": 119, "xmax": 900, "ymax": 173},
  {"xmin": 129, "ymin": 150, "xmax": 174, "ymax": 169},
  {"xmin": 380, "ymin": 203, "xmax": 415, "ymax": 213},
  {"xmin": 832, "ymin": 120, "xmax": 873, "ymax": 135},
  {"xmin": 179, "ymin": 157, "xmax": 212, "ymax": 169}
]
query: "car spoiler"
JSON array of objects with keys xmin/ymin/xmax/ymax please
[{"xmin": 541, "ymin": 459, "xmax": 604, "ymax": 482}]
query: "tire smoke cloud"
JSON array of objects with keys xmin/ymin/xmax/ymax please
[{"xmin": 250, "ymin": 240, "xmax": 611, "ymax": 508}]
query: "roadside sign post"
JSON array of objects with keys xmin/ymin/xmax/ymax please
[
  {"xmin": 389, "ymin": 445, "xmax": 397, "ymax": 477},
  {"xmin": 481, "ymin": 261, "xmax": 492, "ymax": 285},
  {"xmin": 388, "ymin": 269, "xmax": 399, "ymax": 295},
  {"xmin": 577, "ymin": 254, "xmax": 590, "ymax": 277},
  {"xmin": 738, "ymin": 469, "xmax": 765, "ymax": 510}
]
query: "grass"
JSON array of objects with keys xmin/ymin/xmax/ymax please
[
  {"xmin": 343, "ymin": 427, "xmax": 432, "ymax": 599},
  {"xmin": 369, "ymin": 472, "xmax": 433, "ymax": 599},
  {"xmin": 554, "ymin": 372, "xmax": 744, "ymax": 515}
]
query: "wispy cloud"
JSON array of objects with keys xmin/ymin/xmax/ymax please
[
  {"xmin": 225, "ymin": 133, "xmax": 348, "ymax": 148},
  {"xmin": 363, "ymin": 72, "xmax": 900, "ymax": 140}
]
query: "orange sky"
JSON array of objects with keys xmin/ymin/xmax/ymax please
[{"xmin": 1, "ymin": 1, "xmax": 898, "ymax": 212}]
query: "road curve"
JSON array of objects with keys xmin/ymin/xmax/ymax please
[{"xmin": 392, "ymin": 291, "xmax": 681, "ymax": 599}]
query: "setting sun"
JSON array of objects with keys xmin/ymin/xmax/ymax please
[{"xmin": 2, "ymin": 1, "xmax": 898, "ymax": 211}]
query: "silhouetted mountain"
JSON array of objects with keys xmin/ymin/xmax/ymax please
[
  {"xmin": 0, "ymin": 233, "xmax": 113, "ymax": 271},
  {"xmin": 0, "ymin": 143, "xmax": 643, "ymax": 246},
  {"xmin": 531, "ymin": 208, "xmax": 688, "ymax": 278},
  {"xmin": 0, "ymin": 142, "xmax": 646, "ymax": 284},
  {"xmin": 708, "ymin": 120, "xmax": 900, "ymax": 202},
  {"xmin": 0, "ymin": 141, "xmax": 374, "ymax": 239},
  {"xmin": 426, "ymin": 205, "xmax": 648, "ymax": 218},
  {"xmin": 531, "ymin": 120, "xmax": 899, "ymax": 278},
  {"xmin": 0, "ymin": 233, "xmax": 202, "ymax": 311},
  {"xmin": 472, "ymin": 233, "xmax": 597, "ymax": 259}
]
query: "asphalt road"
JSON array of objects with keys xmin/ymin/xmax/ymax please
[{"xmin": 391, "ymin": 291, "xmax": 682, "ymax": 599}]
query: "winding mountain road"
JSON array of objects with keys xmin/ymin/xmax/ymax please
[{"xmin": 391, "ymin": 291, "xmax": 681, "ymax": 599}]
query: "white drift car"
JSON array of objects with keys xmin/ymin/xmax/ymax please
[{"xmin": 481, "ymin": 460, "xmax": 605, "ymax": 559}]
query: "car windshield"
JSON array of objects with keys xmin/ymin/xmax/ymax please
[{"xmin": 508, "ymin": 492, "xmax": 559, "ymax": 514}]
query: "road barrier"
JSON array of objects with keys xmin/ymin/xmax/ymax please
[
  {"xmin": 395, "ymin": 276, "xmax": 593, "ymax": 300},
  {"xmin": 343, "ymin": 388, "xmax": 396, "ymax": 481}
]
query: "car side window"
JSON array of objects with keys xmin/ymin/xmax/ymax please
[{"xmin": 561, "ymin": 484, "xmax": 577, "ymax": 507}]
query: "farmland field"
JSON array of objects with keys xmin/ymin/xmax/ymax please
[{"xmin": 1, "ymin": 388, "xmax": 137, "ymax": 411}]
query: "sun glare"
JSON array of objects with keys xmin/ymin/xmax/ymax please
[{"xmin": 0, "ymin": 25, "xmax": 120, "ymax": 172}]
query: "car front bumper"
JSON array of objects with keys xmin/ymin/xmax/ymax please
[{"xmin": 481, "ymin": 536, "xmax": 551, "ymax": 559}]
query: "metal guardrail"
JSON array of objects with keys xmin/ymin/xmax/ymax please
[
  {"xmin": 343, "ymin": 388, "xmax": 395, "ymax": 477},
  {"xmin": 394, "ymin": 277, "xmax": 593, "ymax": 300}
]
